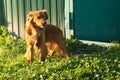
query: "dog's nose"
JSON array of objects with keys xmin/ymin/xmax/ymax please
[{"xmin": 43, "ymin": 21, "xmax": 47, "ymax": 26}]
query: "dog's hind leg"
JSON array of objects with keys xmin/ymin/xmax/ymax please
[{"xmin": 46, "ymin": 43, "xmax": 57, "ymax": 57}]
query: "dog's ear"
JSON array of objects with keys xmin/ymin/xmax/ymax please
[
  {"xmin": 26, "ymin": 12, "xmax": 34, "ymax": 22},
  {"xmin": 40, "ymin": 9, "xmax": 48, "ymax": 20},
  {"xmin": 41, "ymin": 9, "xmax": 47, "ymax": 13}
]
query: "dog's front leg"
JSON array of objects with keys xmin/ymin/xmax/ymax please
[
  {"xmin": 40, "ymin": 44, "xmax": 48, "ymax": 62},
  {"xmin": 25, "ymin": 45, "xmax": 34, "ymax": 62}
]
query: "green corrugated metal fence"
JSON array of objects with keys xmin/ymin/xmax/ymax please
[
  {"xmin": 1, "ymin": 0, "xmax": 65, "ymax": 39},
  {"xmin": 2, "ymin": 0, "xmax": 120, "ymax": 41}
]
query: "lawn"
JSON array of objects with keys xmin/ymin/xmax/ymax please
[{"xmin": 0, "ymin": 26, "xmax": 120, "ymax": 80}]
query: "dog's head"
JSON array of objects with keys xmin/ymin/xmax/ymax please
[{"xmin": 26, "ymin": 10, "xmax": 48, "ymax": 28}]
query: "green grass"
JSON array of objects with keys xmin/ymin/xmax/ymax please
[{"xmin": 0, "ymin": 26, "xmax": 120, "ymax": 80}]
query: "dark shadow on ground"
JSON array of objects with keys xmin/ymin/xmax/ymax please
[{"xmin": 65, "ymin": 36, "xmax": 108, "ymax": 56}]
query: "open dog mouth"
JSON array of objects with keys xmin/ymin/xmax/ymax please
[{"xmin": 39, "ymin": 21, "xmax": 47, "ymax": 28}]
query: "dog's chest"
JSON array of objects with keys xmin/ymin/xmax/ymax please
[{"xmin": 32, "ymin": 27, "xmax": 44, "ymax": 36}]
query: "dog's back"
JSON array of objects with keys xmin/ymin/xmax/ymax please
[{"xmin": 45, "ymin": 24, "xmax": 70, "ymax": 57}]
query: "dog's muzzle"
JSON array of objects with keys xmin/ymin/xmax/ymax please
[{"xmin": 37, "ymin": 21, "xmax": 47, "ymax": 28}]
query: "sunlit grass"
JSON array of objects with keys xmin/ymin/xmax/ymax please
[{"xmin": 0, "ymin": 26, "xmax": 120, "ymax": 79}]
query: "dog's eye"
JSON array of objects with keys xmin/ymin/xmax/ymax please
[
  {"xmin": 37, "ymin": 15, "xmax": 44, "ymax": 19},
  {"xmin": 37, "ymin": 16, "xmax": 41, "ymax": 19}
]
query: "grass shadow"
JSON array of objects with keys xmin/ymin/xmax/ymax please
[{"xmin": 65, "ymin": 36, "xmax": 108, "ymax": 56}]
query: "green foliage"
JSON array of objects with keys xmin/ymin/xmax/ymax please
[
  {"xmin": 66, "ymin": 35, "xmax": 80, "ymax": 54},
  {"xmin": 0, "ymin": 26, "xmax": 8, "ymax": 37},
  {"xmin": 0, "ymin": 27, "xmax": 120, "ymax": 80},
  {"xmin": 0, "ymin": 26, "xmax": 26, "ymax": 57}
]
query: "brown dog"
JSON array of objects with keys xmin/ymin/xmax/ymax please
[
  {"xmin": 25, "ymin": 10, "xmax": 48, "ymax": 62},
  {"xmin": 25, "ymin": 10, "xmax": 70, "ymax": 62}
]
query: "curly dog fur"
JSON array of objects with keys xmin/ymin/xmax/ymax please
[{"xmin": 25, "ymin": 10, "xmax": 70, "ymax": 62}]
